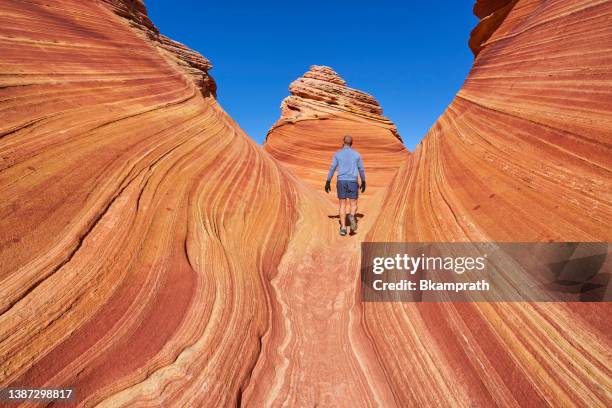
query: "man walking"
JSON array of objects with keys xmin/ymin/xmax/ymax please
[{"xmin": 325, "ymin": 135, "xmax": 366, "ymax": 236}]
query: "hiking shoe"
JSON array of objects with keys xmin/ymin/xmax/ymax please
[
  {"xmin": 349, "ymin": 215, "xmax": 358, "ymax": 232},
  {"xmin": 339, "ymin": 227, "xmax": 347, "ymax": 236}
]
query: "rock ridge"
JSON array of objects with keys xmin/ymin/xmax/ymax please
[
  {"xmin": 264, "ymin": 65, "xmax": 409, "ymax": 197},
  {"xmin": 103, "ymin": 0, "xmax": 217, "ymax": 97},
  {"xmin": 469, "ymin": 0, "xmax": 519, "ymax": 56},
  {"xmin": 272, "ymin": 65, "xmax": 401, "ymax": 141}
]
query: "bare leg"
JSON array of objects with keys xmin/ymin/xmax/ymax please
[
  {"xmin": 349, "ymin": 199, "xmax": 357, "ymax": 217},
  {"xmin": 348, "ymin": 199, "xmax": 358, "ymax": 232},
  {"xmin": 339, "ymin": 199, "xmax": 347, "ymax": 229}
]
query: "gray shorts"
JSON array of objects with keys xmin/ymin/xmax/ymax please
[{"xmin": 337, "ymin": 180, "xmax": 359, "ymax": 199}]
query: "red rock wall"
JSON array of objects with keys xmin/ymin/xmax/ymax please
[
  {"xmin": 0, "ymin": 1, "xmax": 328, "ymax": 405},
  {"xmin": 365, "ymin": 0, "xmax": 612, "ymax": 405}
]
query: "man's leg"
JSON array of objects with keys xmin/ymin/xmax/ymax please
[
  {"xmin": 348, "ymin": 199, "xmax": 358, "ymax": 231},
  {"xmin": 339, "ymin": 199, "xmax": 347, "ymax": 229},
  {"xmin": 349, "ymin": 199, "xmax": 357, "ymax": 217}
]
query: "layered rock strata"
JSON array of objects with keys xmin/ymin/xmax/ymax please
[
  {"xmin": 365, "ymin": 0, "xmax": 612, "ymax": 405},
  {"xmin": 264, "ymin": 66, "xmax": 409, "ymax": 198},
  {"xmin": 0, "ymin": 0, "xmax": 323, "ymax": 405},
  {"xmin": 0, "ymin": 0, "xmax": 610, "ymax": 407}
]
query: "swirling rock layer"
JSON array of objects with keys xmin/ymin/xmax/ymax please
[
  {"xmin": 0, "ymin": 0, "xmax": 326, "ymax": 405},
  {"xmin": 0, "ymin": 0, "xmax": 611, "ymax": 407},
  {"xmin": 366, "ymin": 0, "xmax": 612, "ymax": 406},
  {"xmin": 264, "ymin": 66, "xmax": 409, "ymax": 198}
]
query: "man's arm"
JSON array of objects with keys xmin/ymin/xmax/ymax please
[
  {"xmin": 357, "ymin": 155, "xmax": 366, "ymax": 192},
  {"xmin": 327, "ymin": 155, "xmax": 338, "ymax": 181},
  {"xmin": 325, "ymin": 154, "xmax": 338, "ymax": 193},
  {"xmin": 357, "ymin": 156, "xmax": 365, "ymax": 182}
]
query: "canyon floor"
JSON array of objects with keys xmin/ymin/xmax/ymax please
[{"xmin": 243, "ymin": 192, "xmax": 402, "ymax": 406}]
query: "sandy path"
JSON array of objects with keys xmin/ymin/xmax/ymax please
[{"xmin": 242, "ymin": 193, "xmax": 396, "ymax": 406}]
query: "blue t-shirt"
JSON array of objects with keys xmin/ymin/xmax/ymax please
[{"xmin": 326, "ymin": 146, "xmax": 366, "ymax": 182}]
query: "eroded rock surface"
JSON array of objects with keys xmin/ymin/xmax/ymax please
[
  {"xmin": 0, "ymin": 1, "xmax": 325, "ymax": 405},
  {"xmin": 366, "ymin": 0, "xmax": 612, "ymax": 405},
  {"xmin": 264, "ymin": 65, "xmax": 409, "ymax": 198},
  {"xmin": 0, "ymin": 0, "xmax": 610, "ymax": 407}
]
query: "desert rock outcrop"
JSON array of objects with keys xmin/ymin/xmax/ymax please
[
  {"xmin": 0, "ymin": 1, "xmax": 324, "ymax": 405},
  {"xmin": 365, "ymin": 0, "xmax": 612, "ymax": 406},
  {"xmin": 264, "ymin": 66, "xmax": 409, "ymax": 197}
]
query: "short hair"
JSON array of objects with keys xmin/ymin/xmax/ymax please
[{"xmin": 343, "ymin": 135, "xmax": 353, "ymax": 146}]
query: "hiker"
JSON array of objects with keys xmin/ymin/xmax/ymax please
[{"xmin": 324, "ymin": 135, "xmax": 366, "ymax": 236}]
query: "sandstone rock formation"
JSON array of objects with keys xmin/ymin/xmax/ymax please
[
  {"xmin": 365, "ymin": 0, "xmax": 612, "ymax": 405},
  {"xmin": 469, "ymin": 0, "xmax": 518, "ymax": 55},
  {"xmin": 0, "ymin": 1, "xmax": 325, "ymax": 405},
  {"xmin": 264, "ymin": 65, "xmax": 409, "ymax": 197},
  {"xmin": 0, "ymin": 0, "xmax": 610, "ymax": 407}
]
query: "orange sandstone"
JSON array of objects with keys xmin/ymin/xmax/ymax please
[
  {"xmin": 264, "ymin": 65, "xmax": 409, "ymax": 198},
  {"xmin": 0, "ymin": 0, "xmax": 323, "ymax": 405},
  {"xmin": 365, "ymin": 0, "xmax": 612, "ymax": 406},
  {"xmin": 0, "ymin": 0, "xmax": 610, "ymax": 407}
]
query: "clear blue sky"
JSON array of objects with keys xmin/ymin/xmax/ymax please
[{"xmin": 147, "ymin": 1, "xmax": 478, "ymax": 150}]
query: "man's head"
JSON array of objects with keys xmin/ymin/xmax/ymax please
[{"xmin": 343, "ymin": 135, "xmax": 353, "ymax": 146}]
